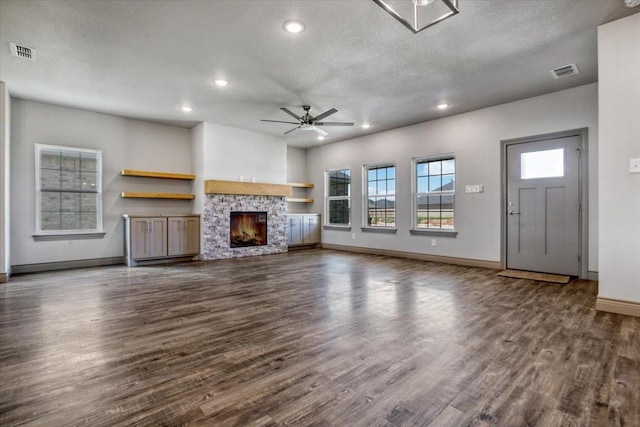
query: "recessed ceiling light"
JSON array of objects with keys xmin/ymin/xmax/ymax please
[
  {"xmin": 317, "ymin": 136, "xmax": 325, "ymax": 141},
  {"xmin": 437, "ymin": 103, "xmax": 449, "ymax": 110},
  {"xmin": 284, "ymin": 20, "xmax": 305, "ymax": 33},
  {"xmin": 214, "ymin": 79, "xmax": 229, "ymax": 87},
  {"xmin": 361, "ymin": 124, "xmax": 371, "ymax": 129},
  {"xmin": 180, "ymin": 105, "xmax": 193, "ymax": 112}
]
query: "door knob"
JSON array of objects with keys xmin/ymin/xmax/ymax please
[{"xmin": 509, "ymin": 211, "xmax": 520, "ymax": 215}]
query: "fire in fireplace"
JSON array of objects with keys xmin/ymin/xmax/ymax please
[{"xmin": 230, "ymin": 211, "xmax": 267, "ymax": 248}]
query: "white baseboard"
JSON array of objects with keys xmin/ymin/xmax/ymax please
[
  {"xmin": 596, "ymin": 296, "xmax": 640, "ymax": 318},
  {"xmin": 320, "ymin": 243, "xmax": 502, "ymax": 270}
]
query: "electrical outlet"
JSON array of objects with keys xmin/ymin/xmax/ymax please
[
  {"xmin": 630, "ymin": 158, "xmax": 640, "ymax": 174},
  {"xmin": 431, "ymin": 239, "xmax": 436, "ymax": 247},
  {"xmin": 465, "ymin": 185, "xmax": 484, "ymax": 193},
  {"xmin": 352, "ymin": 233, "xmax": 356, "ymax": 239}
]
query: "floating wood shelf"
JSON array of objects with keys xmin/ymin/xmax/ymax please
[
  {"xmin": 287, "ymin": 198, "xmax": 314, "ymax": 203},
  {"xmin": 288, "ymin": 182, "xmax": 314, "ymax": 189},
  {"xmin": 121, "ymin": 169, "xmax": 195, "ymax": 180},
  {"xmin": 121, "ymin": 192, "xmax": 195, "ymax": 200},
  {"xmin": 204, "ymin": 180, "xmax": 292, "ymax": 197}
]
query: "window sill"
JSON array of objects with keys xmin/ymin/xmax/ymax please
[
  {"xmin": 361, "ymin": 227, "xmax": 397, "ymax": 234},
  {"xmin": 33, "ymin": 232, "xmax": 106, "ymax": 242},
  {"xmin": 409, "ymin": 228, "xmax": 458, "ymax": 237},
  {"xmin": 323, "ymin": 225, "xmax": 352, "ymax": 231}
]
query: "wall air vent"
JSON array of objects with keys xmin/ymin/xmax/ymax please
[
  {"xmin": 9, "ymin": 43, "xmax": 36, "ymax": 61},
  {"xmin": 550, "ymin": 63, "xmax": 579, "ymax": 79}
]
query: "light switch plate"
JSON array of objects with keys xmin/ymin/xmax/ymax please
[
  {"xmin": 630, "ymin": 158, "xmax": 640, "ymax": 174},
  {"xmin": 465, "ymin": 184, "xmax": 484, "ymax": 193}
]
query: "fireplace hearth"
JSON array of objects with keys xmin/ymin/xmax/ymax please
[{"xmin": 230, "ymin": 211, "xmax": 267, "ymax": 248}]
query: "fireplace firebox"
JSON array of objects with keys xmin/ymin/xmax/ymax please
[{"xmin": 230, "ymin": 211, "xmax": 267, "ymax": 248}]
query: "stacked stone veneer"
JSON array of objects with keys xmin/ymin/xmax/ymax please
[{"xmin": 202, "ymin": 194, "xmax": 287, "ymax": 259}]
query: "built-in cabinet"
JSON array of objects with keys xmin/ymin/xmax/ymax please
[
  {"xmin": 287, "ymin": 214, "xmax": 320, "ymax": 247},
  {"xmin": 129, "ymin": 217, "xmax": 168, "ymax": 260},
  {"xmin": 168, "ymin": 216, "xmax": 200, "ymax": 256},
  {"xmin": 124, "ymin": 215, "xmax": 200, "ymax": 266}
]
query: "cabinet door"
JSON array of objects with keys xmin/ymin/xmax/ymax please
[
  {"xmin": 167, "ymin": 217, "xmax": 184, "ymax": 256},
  {"xmin": 303, "ymin": 215, "xmax": 320, "ymax": 244},
  {"xmin": 148, "ymin": 217, "xmax": 167, "ymax": 258},
  {"xmin": 130, "ymin": 218, "xmax": 151, "ymax": 259},
  {"xmin": 287, "ymin": 217, "xmax": 303, "ymax": 245},
  {"xmin": 183, "ymin": 217, "xmax": 200, "ymax": 255}
]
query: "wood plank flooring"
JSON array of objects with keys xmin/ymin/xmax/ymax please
[{"xmin": 0, "ymin": 249, "xmax": 638, "ymax": 426}]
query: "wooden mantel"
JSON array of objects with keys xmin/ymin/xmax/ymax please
[{"xmin": 204, "ymin": 180, "xmax": 292, "ymax": 197}]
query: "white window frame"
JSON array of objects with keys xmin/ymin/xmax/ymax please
[
  {"xmin": 35, "ymin": 144, "xmax": 103, "ymax": 236},
  {"xmin": 324, "ymin": 167, "xmax": 351, "ymax": 226},
  {"xmin": 363, "ymin": 162, "xmax": 396, "ymax": 229},
  {"xmin": 412, "ymin": 154, "xmax": 456, "ymax": 233}
]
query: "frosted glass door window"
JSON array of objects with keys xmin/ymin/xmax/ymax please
[{"xmin": 521, "ymin": 148, "xmax": 564, "ymax": 179}]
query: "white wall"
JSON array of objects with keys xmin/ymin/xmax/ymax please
[
  {"xmin": 10, "ymin": 99, "xmax": 193, "ymax": 266},
  {"xmin": 198, "ymin": 122, "xmax": 286, "ymax": 184},
  {"xmin": 308, "ymin": 84, "xmax": 599, "ymax": 270},
  {"xmin": 0, "ymin": 82, "xmax": 10, "ymax": 276},
  {"xmin": 598, "ymin": 14, "xmax": 640, "ymax": 303},
  {"xmin": 190, "ymin": 121, "xmax": 288, "ymax": 252}
]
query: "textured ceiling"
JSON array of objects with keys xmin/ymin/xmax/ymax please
[{"xmin": 0, "ymin": 0, "xmax": 637, "ymax": 148}]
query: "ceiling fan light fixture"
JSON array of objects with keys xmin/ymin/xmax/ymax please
[
  {"xmin": 373, "ymin": 0, "xmax": 459, "ymax": 33},
  {"xmin": 283, "ymin": 20, "xmax": 305, "ymax": 33}
]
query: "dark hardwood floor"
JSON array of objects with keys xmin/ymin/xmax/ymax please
[{"xmin": 1, "ymin": 249, "xmax": 638, "ymax": 426}]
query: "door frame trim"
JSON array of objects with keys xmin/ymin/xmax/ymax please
[{"xmin": 500, "ymin": 128, "xmax": 589, "ymax": 279}]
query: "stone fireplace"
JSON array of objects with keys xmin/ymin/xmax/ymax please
[
  {"xmin": 201, "ymin": 180, "xmax": 291, "ymax": 260},
  {"xmin": 229, "ymin": 211, "xmax": 267, "ymax": 248}
]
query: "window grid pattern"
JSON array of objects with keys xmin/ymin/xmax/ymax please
[
  {"xmin": 366, "ymin": 164, "xmax": 396, "ymax": 227},
  {"xmin": 38, "ymin": 146, "xmax": 101, "ymax": 233},
  {"xmin": 326, "ymin": 169, "xmax": 351, "ymax": 225},
  {"xmin": 416, "ymin": 157, "xmax": 455, "ymax": 229}
]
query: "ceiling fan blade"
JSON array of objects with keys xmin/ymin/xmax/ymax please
[
  {"xmin": 280, "ymin": 107, "xmax": 302, "ymax": 121},
  {"xmin": 312, "ymin": 127, "xmax": 328, "ymax": 136},
  {"xmin": 261, "ymin": 119, "xmax": 300, "ymax": 124},
  {"xmin": 311, "ymin": 108, "xmax": 338, "ymax": 122},
  {"xmin": 314, "ymin": 122, "xmax": 354, "ymax": 126},
  {"xmin": 284, "ymin": 126, "xmax": 301, "ymax": 135}
]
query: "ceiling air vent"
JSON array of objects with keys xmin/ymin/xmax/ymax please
[
  {"xmin": 9, "ymin": 43, "xmax": 36, "ymax": 61},
  {"xmin": 551, "ymin": 63, "xmax": 579, "ymax": 79}
]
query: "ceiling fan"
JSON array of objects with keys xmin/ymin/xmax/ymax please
[{"xmin": 261, "ymin": 105, "xmax": 354, "ymax": 136}]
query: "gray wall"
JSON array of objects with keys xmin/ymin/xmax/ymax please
[
  {"xmin": 0, "ymin": 82, "xmax": 9, "ymax": 275},
  {"xmin": 308, "ymin": 84, "xmax": 599, "ymax": 270},
  {"xmin": 598, "ymin": 14, "xmax": 640, "ymax": 302},
  {"xmin": 10, "ymin": 99, "xmax": 192, "ymax": 266},
  {"xmin": 286, "ymin": 146, "xmax": 310, "ymax": 214}
]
